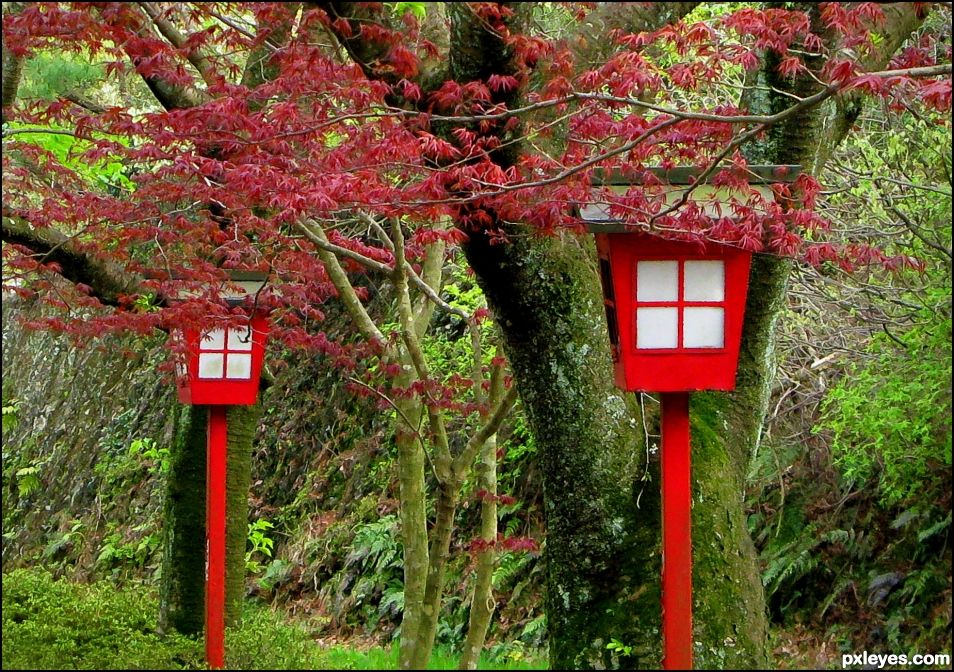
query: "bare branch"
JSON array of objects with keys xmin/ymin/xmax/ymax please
[
  {"xmin": 137, "ymin": 1, "xmax": 219, "ymax": 88},
  {"xmin": 295, "ymin": 218, "xmax": 387, "ymax": 346}
]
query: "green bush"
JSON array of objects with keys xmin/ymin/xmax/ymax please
[
  {"xmin": 2, "ymin": 568, "xmax": 202, "ymax": 670},
  {"xmin": 2, "ymin": 568, "xmax": 545, "ymax": 670},
  {"xmin": 1, "ymin": 568, "xmax": 335, "ymax": 670},
  {"xmin": 818, "ymin": 299, "xmax": 952, "ymax": 507}
]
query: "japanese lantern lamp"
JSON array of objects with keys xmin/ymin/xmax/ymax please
[
  {"xmin": 172, "ymin": 269, "xmax": 270, "ymax": 670},
  {"xmin": 581, "ymin": 165, "xmax": 800, "ymax": 670},
  {"xmin": 175, "ymin": 270, "xmax": 270, "ymax": 406}
]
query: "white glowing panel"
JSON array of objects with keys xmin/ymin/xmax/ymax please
[
  {"xmin": 198, "ymin": 353, "xmax": 224, "ymax": 378},
  {"xmin": 201, "ymin": 329, "xmax": 226, "ymax": 350},
  {"xmin": 636, "ymin": 261, "xmax": 678, "ymax": 301},
  {"xmin": 226, "ymin": 353, "xmax": 252, "ymax": 379},
  {"xmin": 684, "ymin": 261, "xmax": 725, "ymax": 301},
  {"xmin": 226, "ymin": 328, "xmax": 253, "ymax": 351},
  {"xmin": 636, "ymin": 307, "xmax": 679, "ymax": 349},
  {"xmin": 683, "ymin": 307, "xmax": 724, "ymax": 348}
]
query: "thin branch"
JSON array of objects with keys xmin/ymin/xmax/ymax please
[
  {"xmin": 451, "ymin": 384, "xmax": 519, "ymax": 481},
  {"xmin": 391, "ymin": 218, "xmax": 453, "ymax": 474},
  {"xmin": 296, "ymin": 217, "xmax": 387, "ymax": 346},
  {"xmin": 137, "ymin": 2, "xmax": 219, "ymax": 88},
  {"xmin": 296, "ymin": 217, "xmax": 469, "ymax": 320}
]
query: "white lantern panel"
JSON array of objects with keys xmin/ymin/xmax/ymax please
[
  {"xmin": 198, "ymin": 353, "xmax": 225, "ymax": 378},
  {"xmin": 226, "ymin": 328, "xmax": 254, "ymax": 351},
  {"xmin": 201, "ymin": 328, "xmax": 226, "ymax": 350},
  {"xmin": 636, "ymin": 261, "xmax": 679, "ymax": 302},
  {"xmin": 226, "ymin": 353, "xmax": 252, "ymax": 379},
  {"xmin": 683, "ymin": 307, "xmax": 724, "ymax": 348},
  {"xmin": 684, "ymin": 261, "xmax": 725, "ymax": 302},
  {"xmin": 636, "ymin": 307, "xmax": 679, "ymax": 349}
]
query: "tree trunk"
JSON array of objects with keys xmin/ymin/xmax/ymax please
[
  {"xmin": 159, "ymin": 403, "xmax": 259, "ymax": 634},
  {"xmin": 464, "ymin": 229, "xmax": 666, "ymax": 669},
  {"xmin": 394, "ymin": 390, "xmax": 429, "ymax": 670},
  {"xmin": 225, "ymin": 404, "xmax": 260, "ymax": 625},
  {"xmin": 159, "ymin": 404, "xmax": 208, "ymax": 636},
  {"xmin": 458, "ymin": 432, "xmax": 499, "ymax": 671}
]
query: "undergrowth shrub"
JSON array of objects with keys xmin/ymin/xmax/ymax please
[
  {"xmin": 2, "ymin": 568, "xmax": 202, "ymax": 670},
  {"xmin": 1, "ymin": 567, "xmax": 329, "ymax": 670}
]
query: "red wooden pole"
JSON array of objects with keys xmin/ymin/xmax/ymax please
[
  {"xmin": 206, "ymin": 406, "xmax": 228, "ymax": 669},
  {"xmin": 661, "ymin": 392, "xmax": 693, "ymax": 670}
]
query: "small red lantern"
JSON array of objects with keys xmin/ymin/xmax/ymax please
[
  {"xmin": 176, "ymin": 312, "xmax": 269, "ymax": 406},
  {"xmin": 174, "ymin": 271, "xmax": 270, "ymax": 406}
]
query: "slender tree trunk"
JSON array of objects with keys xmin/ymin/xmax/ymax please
[
  {"xmin": 412, "ymin": 479, "xmax": 461, "ymax": 669},
  {"xmin": 395, "ymin": 389, "xmax": 430, "ymax": 670},
  {"xmin": 458, "ymin": 432, "xmax": 499, "ymax": 671}
]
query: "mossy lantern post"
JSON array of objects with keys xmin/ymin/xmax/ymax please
[
  {"xmin": 581, "ymin": 166, "xmax": 799, "ymax": 670},
  {"xmin": 173, "ymin": 270, "xmax": 269, "ymax": 670}
]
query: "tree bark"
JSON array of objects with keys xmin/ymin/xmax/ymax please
[
  {"xmin": 458, "ymin": 432, "xmax": 499, "ymax": 671},
  {"xmin": 464, "ymin": 228, "xmax": 662, "ymax": 669},
  {"xmin": 159, "ymin": 405, "xmax": 208, "ymax": 635},
  {"xmin": 225, "ymin": 404, "xmax": 261, "ymax": 625}
]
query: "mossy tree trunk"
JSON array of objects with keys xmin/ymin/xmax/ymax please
[
  {"xmin": 455, "ymin": 3, "xmax": 924, "ymax": 667},
  {"xmin": 159, "ymin": 402, "xmax": 261, "ymax": 635}
]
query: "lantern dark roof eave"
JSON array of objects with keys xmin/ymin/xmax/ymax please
[
  {"xmin": 582, "ymin": 164, "xmax": 802, "ymax": 233},
  {"xmin": 591, "ymin": 164, "xmax": 802, "ymax": 186}
]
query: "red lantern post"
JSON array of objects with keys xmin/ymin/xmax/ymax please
[
  {"xmin": 173, "ymin": 271, "xmax": 270, "ymax": 669},
  {"xmin": 583, "ymin": 166, "xmax": 799, "ymax": 669}
]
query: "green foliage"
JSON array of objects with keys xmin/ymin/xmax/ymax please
[
  {"xmin": 9, "ymin": 124, "xmax": 133, "ymax": 192},
  {"xmin": 1, "ymin": 567, "xmax": 202, "ymax": 670},
  {"xmin": 96, "ymin": 524, "xmax": 161, "ymax": 572},
  {"xmin": 128, "ymin": 437, "xmax": 171, "ymax": 477},
  {"xmin": 389, "ymin": 2, "xmax": 427, "ymax": 20},
  {"xmin": 818, "ymin": 299, "xmax": 952, "ymax": 507},
  {"xmin": 14, "ymin": 464, "xmax": 42, "ymax": 497},
  {"xmin": 19, "ymin": 51, "xmax": 105, "ymax": 102},
  {"xmin": 605, "ymin": 638, "xmax": 633, "ymax": 657},
  {"xmin": 246, "ymin": 518, "xmax": 276, "ymax": 574},
  {"xmin": 317, "ymin": 641, "xmax": 546, "ymax": 670},
  {"xmin": 2, "ymin": 397, "xmax": 19, "ymax": 433}
]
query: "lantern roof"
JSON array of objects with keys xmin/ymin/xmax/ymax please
[
  {"xmin": 592, "ymin": 164, "xmax": 801, "ymax": 186},
  {"xmin": 581, "ymin": 164, "xmax": 802, "ymax": 233},
  {"xmin": 166, "ymin": 269, "xmax": 270, "ymax": 306}
]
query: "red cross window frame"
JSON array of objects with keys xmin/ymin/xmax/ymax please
[
  {"xmin": 633, "ymin": 257, "xmax": 727, "ymax": 353},
  {"xmin": 197, "ymin": 327, "xmax": 255, "ymax": 381}
]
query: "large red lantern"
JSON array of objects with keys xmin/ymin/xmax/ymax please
[
  {"xmin": 595, "ymin": 233, "xmax": 751, "ymax": 392},
  {"xmin": 582, "ymin": 166, "xmax": 800, "ymax": 670}
]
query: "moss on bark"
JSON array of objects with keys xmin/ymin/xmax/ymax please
[
  {"xmin": 158, "ymin": 402, "xmax": 259, "ymax": 634},
  {"xmin": 159, "ymin": 404, "xmax": 207, "ymax": 636}
]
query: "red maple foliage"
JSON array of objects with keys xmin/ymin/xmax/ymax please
[{"xmin": 2, "ymin": 2, "xmax": 949, "ymax": 352}]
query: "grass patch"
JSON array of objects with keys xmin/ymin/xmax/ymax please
[{"xmin": 2, "ymin": 567, "xmax": 546, "ymax": 670}]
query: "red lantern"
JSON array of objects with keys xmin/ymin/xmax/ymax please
[
  {"xmin": 173, "ymin": 271, "xmax": 270, "ymax": 406},
  {"xmin": 175, "ymin": 312, "xmax": 269, "ymax": 406},
  {"xmin": 583, "ymin": 165, "xmax": 799, "ymax": 393},
  {"xmin": 595, "ymin": 233, "xmax": 750, "ymax": 392},
  {"xmin": 583, "ymin": 165, "xmax": 800, "ymax": 670}
]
